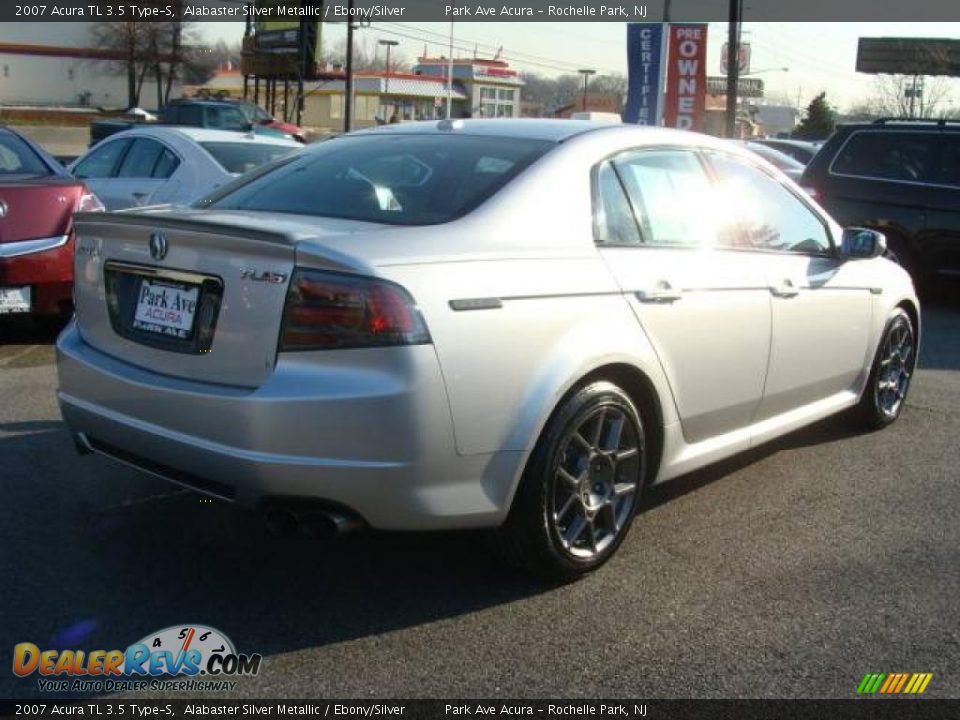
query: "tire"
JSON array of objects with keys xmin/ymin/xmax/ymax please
[
  {"xmin": 495, "ymin": 381, "xmax": 647, "ymax": 581},
  {"xmin": 854, "ymin": 308, "xmax": 916, "ymax": 430}
]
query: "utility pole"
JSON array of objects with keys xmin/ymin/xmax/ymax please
[
  {"xmin": 579, "ymin": 68, "xmax": 596, "ymax": 111},
  {"xmin": 724, "ymin": 0, "xmax": 742, "ymax": 137},
  {"xmin": 344, "ymin": 0, "xmax": 355, "ymax": 132},
  {"xmin": 446, "ymin": 22, "xmax": 454, "ymax": 119}
]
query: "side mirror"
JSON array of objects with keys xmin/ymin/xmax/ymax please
[{"xmin": 841, "ymin": 227, "xmax": 887, "ymax": 260}]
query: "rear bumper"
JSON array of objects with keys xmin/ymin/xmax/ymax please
[
  {"xmin": 0, "ymin": 237, "xmax": 73, "ymax": 315},
  {"xmin": 56, "ymin": 322, "xmax": 522, "ymax": 530}
]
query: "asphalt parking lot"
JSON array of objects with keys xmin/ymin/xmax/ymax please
[{"xmin": 1, "ymin": 304, "xmax": 958, "ymax": 700}]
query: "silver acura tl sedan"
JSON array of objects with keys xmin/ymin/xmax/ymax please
[{"xmin": 57, "ymin": 120, "xmax": 919, "ymax": 579}]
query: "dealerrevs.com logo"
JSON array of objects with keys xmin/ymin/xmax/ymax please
[{"xmin": 13, "ymin": 624, "xmax": 262, "ymax": 693}]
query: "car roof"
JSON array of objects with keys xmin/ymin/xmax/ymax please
[
  {"xmin": 836, "ymin": 120, "xmax": 960, "ymax": 133},
  {"xmin": 111, "ymin": 126, "xmax": 301, "ymax": 147},
  {"xmin": 352, "ymin": 118, "xmax": 627, "ymax": 143}
]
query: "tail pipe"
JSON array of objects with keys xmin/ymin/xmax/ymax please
[{"xmin": 261, "ymin": 503, "xmax": 365, "ymax": 539}]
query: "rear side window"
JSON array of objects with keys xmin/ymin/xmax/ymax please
[
  {"xmin": 0, "ymin": 132, "xmax": 51, "ymax": 176},
  {"xmin": 207, "ymin": 106, "xmax": 248, "ymax": 131},
  {"xmin": 154, "ymin": 147, "xmax": 181, "ymax": 179},
  {"xmin": 831, "ymin": 131, "xmax": 938, "ymax": 183},
  {"xmin": 613, "ymin": 149, "xmax": 717, "ymax": 248},
  {"xmin": 934, "ymin": 134, "xmax": 960, "ymax": 188},
  {"xmin": 117, "ymin": 138, "xmax": 167, "ymax": 178},
  {"xmin": 594, "ymin": 161, "xmax": 642, "ymax": 246},
  {"xmin": 208, "ymin": 134, "xmax": 554, "ymax": 225},
  {"xmin": 200, "ymin": 142, "xmax": 300, "ymax": 175},
  {"xmin": 178, "ymin": 105, "xmax": 203, "ymax": 126}
]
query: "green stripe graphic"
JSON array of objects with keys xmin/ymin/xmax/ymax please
[
  {"xmin": 868, "ymin": 673, "xmax": 887, "ymax": 693},
  {"xmin": 856, "ymin": 674, "xmax": 874, "ymax": 694}
]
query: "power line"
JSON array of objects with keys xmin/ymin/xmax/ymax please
[{"xmin": 375, "ymin": 22, "xmax": 621, "ymax": 76}]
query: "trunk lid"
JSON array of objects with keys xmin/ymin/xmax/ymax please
[
  {"xmin": 72, "ymin": 209, "xmax": 377, "ymax": 388},
  {"xmin": 0, "ymin": 178, "xmax": 82, "ymax": 244}
]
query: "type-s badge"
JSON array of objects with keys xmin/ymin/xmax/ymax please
[{"xmin": 241, "ymin": 269, "xmax": 287, "ymax": 284}]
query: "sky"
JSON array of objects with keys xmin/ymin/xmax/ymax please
[{"xmin": 201, "ymin": 21, "xmax": 960, "ymax": 112}]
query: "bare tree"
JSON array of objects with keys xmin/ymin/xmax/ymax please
[
  {"xmin": 869, "ymin": 74, "xmax": 954, "ymax": 118},
  {"xmin": 89, "ymin": 22, "xmax": 150, "ymax": 108},
  {"xmin": 90, "ymin": 18, "xmax": 202, "ymax": 109},
  {"xmin": 588, "ymin": 73, "xmax": 627, "ymax": 99}
]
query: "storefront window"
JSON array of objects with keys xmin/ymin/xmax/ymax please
[{"xmin": 477, "ymin": 86, "xmax": 516, "ymax": 118}]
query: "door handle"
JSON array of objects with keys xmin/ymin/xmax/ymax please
[
  {"xmin": 635, "ymin": 281, "xmax": 683, "ymax": 304},
  {"xmin": 770, "ymin": 279, "xmax": 800, "ymax": 298}
]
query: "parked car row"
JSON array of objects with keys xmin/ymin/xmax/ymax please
[
  {"xmin": 0, "ymin": 120, "xmax": 303, "ymax": 321},
  {"xmin": 50, "ymin": 119, "xmax": 919, "ymax": 580}
]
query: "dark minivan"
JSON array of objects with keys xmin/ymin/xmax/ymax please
[{"xmin": 800, "ymin": 119, "xmax": 960, "ymax": 286}]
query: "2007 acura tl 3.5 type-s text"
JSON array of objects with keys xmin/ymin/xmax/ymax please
[{"xmin": 57, "ymin": 119, "xmax": 919, "ymax": 580}]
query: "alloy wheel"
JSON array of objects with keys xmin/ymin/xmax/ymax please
[
  {"xmin": 550, "ymin": 405, "xmax": 643, "ymax": 560},
  {"xmin": 875, "ymin": 317, "xmax": 914, "ymax": 418}
]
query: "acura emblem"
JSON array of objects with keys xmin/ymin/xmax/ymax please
[
  {"xmin": 0, "ymin": 199, "xmax": 8, "ymax": 218},
  {"xmin": 149, "ymin": 232, "xmax": 168, "ymax": 261}
]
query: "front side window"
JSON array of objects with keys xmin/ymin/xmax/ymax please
[
  {"xmin": 205, "ymin": 134, "xmax": 553, "ymax": 225},
  {"xmin": 74, "ymin": 139, "xmax": 131, "ymax": 179},
  {"xmin": 706, "ymin": 152, "xmax": 832, "ymax": 255},
  {"xmin": 831, "ymin": 130, "xmax": 938, "ymax": 184},
  {"xmin": 613, "ymin": 149, "xmax": 717, "ymax": 249}
]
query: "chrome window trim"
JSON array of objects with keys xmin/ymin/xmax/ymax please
[
  {"xmin": 827, "ymin": 128, "xmax": 960, "ymax": 190},
  {"xmin": 0, "ymin": 234, "xmax": 68, "ymax": 258}
]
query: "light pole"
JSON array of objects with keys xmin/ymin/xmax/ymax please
[
  {"xmin": 378, "ymin": 39, "xmax": 399, "ymax": 93},
  {"xmin": 378, "ymin": 39, "xmax": 399, "ymax": 121},
  {"xmin": 578, "ymin": 68, "xmax": 596, "ymax": 111}
]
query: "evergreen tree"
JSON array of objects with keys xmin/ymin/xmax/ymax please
[{"xmin": 794, "ymin": 92, "xmax": 836, "ymax": 140}]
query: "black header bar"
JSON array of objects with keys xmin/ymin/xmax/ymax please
[{"xmin": 3, "ymin": 0, "xmax": 960, "ymax": 22}]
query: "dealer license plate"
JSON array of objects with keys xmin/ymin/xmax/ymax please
[
  {"xmin": 0, "ymin": 286, "xmax": 31, "ymax": 314},
  {"xmin": 132, "ymin": 279, "xmax": 199, "ymax": 339}
]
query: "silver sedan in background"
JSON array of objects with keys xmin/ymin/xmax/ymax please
[
  {"xmin": 68, "ymin": 127, "xmax": 303, "ymax": 210},
  {"xmin": 57, "ymin": 120, "xmax": 919, "ymax": 579}
]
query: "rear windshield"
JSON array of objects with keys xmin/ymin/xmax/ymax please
[
  {"xmin": 206, "ymin": 133, "xmax": 555, "ymax": 225},
  {"xmin": 0, "ymin": 132, "xmax": 52, "ymax": 177},
  {"xmin": 199, "ymin": 142, "xmax": 301, "ymax": 175}
]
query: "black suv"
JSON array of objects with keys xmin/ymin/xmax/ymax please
[{"xmin": 800, "ymin": 119, "xmax": 960, "ymax": 285}]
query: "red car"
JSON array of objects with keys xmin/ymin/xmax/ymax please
[{"xmin": 0, "ymin": 127, "xmax": 103, "ymax": 319}]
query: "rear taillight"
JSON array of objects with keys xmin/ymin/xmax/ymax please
[
  {"xmin": 77, "ymin": 191, "xmax": 106, "ymax": 213},
  {"xmin": 279, "ymin": 269, "xmax": 431, "ymax": 351}
]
